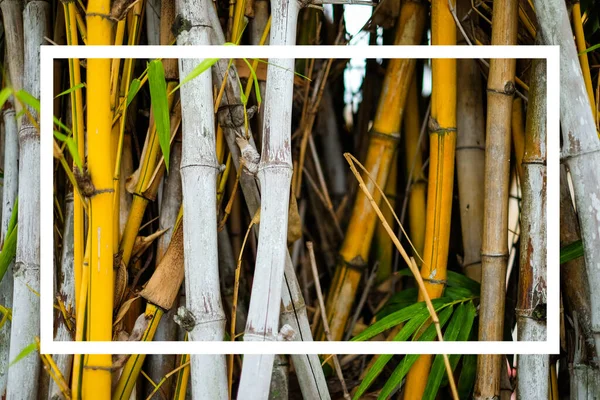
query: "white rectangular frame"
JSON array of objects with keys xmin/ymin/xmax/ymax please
[{"xmin": 40, "ymin": 45, "xmax": 560, "ymax": 355}]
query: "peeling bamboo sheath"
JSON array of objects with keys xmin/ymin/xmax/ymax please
[
  {"xmin": 516, "ymin": 58, "xmax": 548, "ymax": 399},
  {"xmin": 321, "ymin": 0, "xmax": 426, "ymax": 342},
  {"xmin": 403, "ymin": 0, "xmax": 457, "ymax": 396},
  {"xmin": 475, "ymin": 0, "xmax": 518, "ymax": 398},
  {"xmin": 83, "ymin": 0, "xmax": 114, "ymax": 397}
]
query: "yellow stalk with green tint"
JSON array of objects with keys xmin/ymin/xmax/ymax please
[
  {"xmin": 572, "ymin": 2, "xmax": 596, "ymax": 117},
  {"xmin": 404, "ymin": 0, "xmax": 457, "ymax": 396},
  {"xmin": 83, "ymin": 0, "xmax": 114, "ymax": 397}
]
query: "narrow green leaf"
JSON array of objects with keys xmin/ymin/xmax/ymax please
[
  {"xmin": 242, "ymin": 58, "xmax": 262, "ymax": 106},
  {"xmin": 560, "ymin": 240, "xmax": 583, "ymax": 264},
  {"xmin": 0, "ymin": 87, "xmax": 13, "ymax": 109},
  {"xmin": 148, "ymin": 60, "xmax": 171, "ymax": 171},
  {"xmin": 579, "ymin": 43, "xmax": 600, "ymax": 55},
  {"xmin": 54, "ymin": 82, "xmax": 85, "ymax": 99},
  {"xmin": 376, "ymin": 288, "xmax": 418, "ymax": 320},
  {"xmin": 446, "ymin": 270, "xmax": 480, "ymax": 295},
  {"xmin": 126, "ymin": 79, "xmax": 142, "ymax": 107},
  {"xmin": 53, "ymin": 118, "xmax": 72, "ymax": 135},
  {"xmin": 53, "ymin": 131, "xmax": 82, "ymax": 169},
  {"xmin": 422, "ymin": 303, "xmax": 466, "ymax": 400},
  {"xmin": 8, "ymin": 341, "xmax": 36, "ymax": 368},
  {"xmin": 0, "ymin": 224, "xmax": 18, "ymax": 284},
  {"xmin": 170, "ymin": 58, "xmax": 220, "ymax": 95},
  {"xmin": 457, "ymin": 355, "xmax": 477, "ymax": 399},
  {"xmin": 377, "ymin": 306, "xmax": 454, "ymax": 400},
  {"xmin": 15, "ymin": 89, "xmax": 40, "ymax": 113},
  {"xmin": 6, "ymin": 197, "xmax": 18, "ymax": 237}
]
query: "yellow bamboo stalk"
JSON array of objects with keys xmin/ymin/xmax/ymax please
[
  {"xmin": 511, "ymin": 97, "xmax": 525, "ymax": 183},
  {"xmin": 320, "ymin": 0, "xmax": 426, "ymax": 341},
  {"xmin": 83, "ymin": 0, "xmax": 113, "ymax": 397},
  {"xmin": 572, "ymin": 2, "xmax": 596, "ymax": 117},
  {"xmin": 403, "ymin": 0, "xmax": 457, "ymax": 396}
]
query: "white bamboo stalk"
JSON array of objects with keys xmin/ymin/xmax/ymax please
[
  {"xmin": 533, "ymin": 0, "xmax": 600, "ymax": 354},
  {"xmin": 49, "ymin": 194, "xmax": 75, "ymax": 400},
  {"xmin": 145, "ymin": 139, "xmax": 182, "ymax": 398},
  {"xmin": 0, "ymin": 1, "xmax": 23, "ymax": 395},
  {"xmin": 237, "ymin": 1, "xmax": 300, "ymax": 398},
  {"xmin": 516, "ymin": 58, "xmax": 548, "ymax": 400},
  {"xmin": 176, "ymin": 0, "xmax": 228, "ymax": 398},
  {"xmin": 145, "ymin": 0, "xmax": 161, "ymax": 46},
  {"xmin": 6, "ymin": 2, "xmax": 48, "ymax": 399},
  {"xmin": 206, "ymin": 4, "xmax": 330, "ymax": 398}
]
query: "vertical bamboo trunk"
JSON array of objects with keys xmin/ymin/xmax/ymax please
[
  {"xmin": 49, "ymin": 194, "xmax": 75, "ymax": 399},
  {"xmin": 322, "ymin": 0, "xmax": 426, "ymax": 342},
  {"xmin": 534, "ymin": 0, "xmax": 600, "ymax": 358},
  {"xmin": 572, "ymin": 2, "xmax": 596, "ymax": 116},
  {"xmin": 6, "ymin": 2, "xmax": 48, "ymax": 399},
  {"xmin": 516, "ymin": 58, "xmax": 548, "ymax": 400},
  {"xmin": 146, "ymin": 0, "xmax": 161, "ymax": 45},
  {"xmin": 237, "ymin": 1, "xmax": 299, "ymax": 398},
  {"xmin": 207, "ymin": 3, "xmax": 330, "ymax": 399},
  {"xmin": 475, "ymin": 0, "xmax": 518, "ymax": 398},
  {"xmin": 83, "ymin": 0, "xmax": 114, "ymax": 396},
  {"xmin": 177, "ymin": 0, "xmax": 228, "ymax": 398},
  {"xmin": 0, "ymin": 1, "xmax": 23, "ymax": 395},
  {"xmin": 456, "ymin": 58, "xmax": 485, "ymax": 283},
  {"xmin": 403, "ymin": 0, "xmax": 457, "ymax": 396}
]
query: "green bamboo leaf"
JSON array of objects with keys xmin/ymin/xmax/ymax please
[
  {"xmin": 457, "ymin": 354, "xmax": 477, "ymax": 399},
  {"xmin": 352, "ymin": 297, "xmax": 450, "ymax": 342},
  {"xmin": 377, "ymin": 306, "xmax": 454, "ymax": 399},
  {"xmin": 53, "ymin": 117, "xmax": 72, "ymax": 135},
  {"xmin": 422, "ymin": 303, "xmax": 466, "ymax": 400},
  {"xmin": 54, "ymin": 131, "xmax": 83, "ymax": 170},
  {"xmin": 170, "ymin": 58, "xmax": 220, "ymax": 95},
  {"xmin": 242, "ymin": 58, "xmax": 262, "ymax": 106},
  {"xmin": 376, "ymin": 288, "xmax": 418, "ymax": 320},
  {"xmin": 126, "ymin": 79, "xmax": 142, "ymax": 107},
  {"xmin": 0, "ymin": 87, "xmax": 13, "ymax": 109},
  {"xmin": 445, "ymin": 286, "xmax": 476, "ymax": 301},
  {"xmin": 0, "ymin": 225, "xmax": 18, "ymax": 284},
  {"xmin": 6, "ymin": 197, "xmax": 18, "ymax": 237},
  {"xmin": 54, "ymin": 82, "xmax": 85, "ymax": 99},
  {"xmin": 8, "ymin": 341, "xmax": 36, "ymax": 368},
  {"xmin": 560, "ymin": 239, "xmax": 583, "ymax": 264},
  {"xmin": 148, "ymin": 60, "xmax": 171, "ymax": 171},
  {"xmin": 446, "ymin": 270, "xmax": 480, "ymax": 295},
  {"xmin": 579, "ymin": 43, "xmax": 600, "ymax": 55},
  {"xmin": 15, "ymin": 89, "xmax": 40, "ymax": 113}
]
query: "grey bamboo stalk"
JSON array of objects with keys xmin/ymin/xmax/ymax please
[
  {"xmin": 516, "ymin": 58, "xmax": 548, "ymax": 400},
  {"xmin": 176, "ymin": 0, "xmax": 228, "ymax": 398},
  {"xmin": 49, "ymin": 193, "xmax": 75, "ymax": 400},
  {"xmin": 475, "ymin": 0, "xmax": 518, "ymax": 397},
  {"xmin": 6, "ymin": 2, "xmax": 48, "ymax": 399},
  {"xmin": 145, "ymin": 0, "xmax": 160, "ymax": 45},
  {"xmin": 145, "ymin": 139, "xmax": 182, "ymax": 398},
  {"xmin": 456, "ymin": 57, "xmax": 485, "ymax": 283},
  {"xmin": 207, "ymin": 4, "xmax": 330, "ymax": 399},
  {"xmin": 534, "ymin": 0, "xmax": 600, "ymax": 356},
  {"xmin": 0, "ymin": 1, "xmax": 23, "ymax": 395},
  {"xmin": 237, "ymin": 0, "xmax": 300, "ymax": 398}
]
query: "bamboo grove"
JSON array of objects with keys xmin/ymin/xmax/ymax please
[{"xmin": 0, "ymin": 0, "xmax": 598, "ymax": 398}]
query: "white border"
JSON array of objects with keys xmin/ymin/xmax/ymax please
[{"xmin": 40, "ymin": 45, "xmax": 560, "ymax": 355}]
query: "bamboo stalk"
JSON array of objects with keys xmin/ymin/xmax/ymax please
[
  {"xmin": 456, "ymin": 57, "xmax": 485, "ymax": 282},
  {"xmin": 6, "ymin": 2, "xmax": 48, "ymax": 399},
  {"xmin": 237, "ymin": 0, "xmax": 300, "ymax": 397},
  {"xmin": 82, "ymin": 0, "xmax": 114, "ymax": 396},
  {"xmin": 534, "ymin": 0, "xmax": 600, "ymax": 361},
  {"xmin": 475, "ymin": 0, "xmax": 518, "ymax": 397},
  {"xmin": 403, "ymin": 0, "xmax": 458, "ymax": 395},
  {"xmin": 176, "ymin": 1, "xmax": 228, "ymax": 398},
  {"xmin": 516, "ymin": 58, "xmax": 549, "ymax": 400},
  {"xmin": 207, "ymin": 4, "xmax": 330, "ymax": 398},
  {"xmin": 572, "ymin": 2, "xmax": 596, "ymax": 117},
  {"xmin": 322, "ymin": 0, "xmax": 426, "ymax": 342},
  {"xmin": 0, "ymin": 2, "xmax": 23, "ymax": 394}
]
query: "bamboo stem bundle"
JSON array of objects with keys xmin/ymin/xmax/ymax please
[
  {"xmin": 516, "ymin": 58, "xmax": 548, "ymax": 400},
  {"xmin": 176, "ymin": 0, "xmax": 228, "ymax": 398},
  {"xmin": 0, "ymin": 2, "xmax": 23, "ymax": 395},
  {"xmin": 403, "ymin": 0, "xmax": 457, "ymax": 395},
  {"xmin": 322, "ymin": 0, "xmax": 426, "ymax": 342},
  {"xmin": 475, "ymin": 0, "xmax": 518, "ymax": 397},
  {"xmin": 82, "ymin": 0, "xmax": 114, "ymax": 396},
  {"xmin": 6, "ymin": 2, "xmax": 48, "ymax": 398},
  {"xmin": 534, "ymin": 0, "xmax": 600, "ymax": 362},
  {"xmin": 456, "ymin": 58, "xmax": 485, "ymax": 283},
  {"xmin": 238, "ymin": 1, "xmax": 300, "ymax": 398}
]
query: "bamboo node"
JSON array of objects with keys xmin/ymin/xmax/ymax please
[
  {"xmin": 174, "ymin": 306, "xmax": 196, "ymax": 332},
  {"xmin": 277, "ymin": 324, "xmax": 296, "ymax": 341},
  {"xmin": 428, "ymin": 116, "xmax": 457, "ymax": 135},
  {"xmin": 369, "ymin": 128, "xmax": 401, "ymax": 143},
  {"xmin": 339, "ymin": 255, "xmax": 368, "ymax": 271},
  {"xmin": 172, "ymin": 15, "xmax": 193, "ymax": 36},
  {"xmin": 487, "ymin": 81, "xmax": 516, "ymax": 96}
]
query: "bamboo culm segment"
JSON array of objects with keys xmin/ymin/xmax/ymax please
[
  {"xmin": 475, "ymin": 0, "xmax": 518, "ymax": 398},
  {"xmin": 321, "ymin": 0, "xmax": 426, "ymax": 342},
  {"xmin": 534, "ymin": 0, "xmax": 600, "ymax": 356},
  {"xmin": 403, "ymin": 0, "xmax": 457, "ymax": 396},
  {"xmin": 516, "ymin": 58, "xmax": 548, "ymax": 400},
  {"xmin": 5, "ymin": 4, "xmax": 46, "ymax": 400}
]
